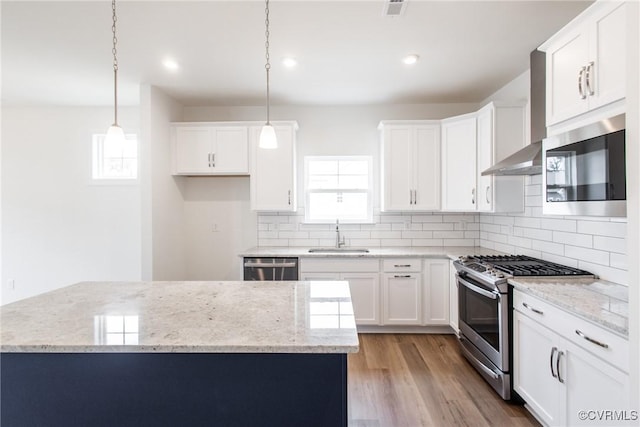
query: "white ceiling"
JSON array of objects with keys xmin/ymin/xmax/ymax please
[{"xmin": 1, "ymin": 0, "xmax": 592, "ymax": 107}]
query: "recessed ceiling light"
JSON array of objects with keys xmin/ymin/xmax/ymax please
[
  {"xmin": 162, "ymin": 59, "xmax": 180, "ymax": 71},
  {"xmin": 282, "ymin": 57, "xmax": 298, "ymax": 68},
  {"xmin": 402, "ymin": 54, "xmax": 419, "ymax": 65}
]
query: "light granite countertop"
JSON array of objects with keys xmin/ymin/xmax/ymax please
[
  {"xmin": 509, "ymin": 277, "xmax": 629, "ymax": 338},
  {"xmin": 0, "ymin": 281, "xmax": 359, "ymax": 354},
  {"xmin": 240, "ymin": 246, "xmax": 505, "ymax": 260}
]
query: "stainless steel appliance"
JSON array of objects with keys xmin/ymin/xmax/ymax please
[
  {"xmin": 243, "ymin": 257, "xmax": 299, "ymax": 281},
  {"xmin": 543, "ymin": 114, "xmax": 626, "ymax": 217},
  {"xmin": 453, "ymin": 255, "xmax": 593, "ymax": 400},
  {"xmin": 482, "ymin": 50, "xmax": 545, "ymax": 176}
]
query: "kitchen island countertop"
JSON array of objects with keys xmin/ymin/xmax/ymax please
[{"xmin": 0, "ymin": 280, "xmax": 359, "ymax": 353}]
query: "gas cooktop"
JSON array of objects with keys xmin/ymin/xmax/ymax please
[{"xmin": 453, "ymin": 254, "xmax": 595, "ymax": 292}]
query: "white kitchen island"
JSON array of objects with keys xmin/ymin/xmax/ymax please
[{"xmin": 0, "ymin": 280, "xmax": 359, "ymax": 427}]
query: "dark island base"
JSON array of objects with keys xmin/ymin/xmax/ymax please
[{"xmin": 1, "ymin": 352, "xmax": 347, "ymax": 427}]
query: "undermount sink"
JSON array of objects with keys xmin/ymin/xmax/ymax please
[{"xmin": 308, "ymin": 248, "xmax": 370, "ymax": 253}]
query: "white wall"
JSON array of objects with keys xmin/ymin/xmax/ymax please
[
  {"xmin": 140, "ymin": 85, "xmax": 187, "ymax": 280},
  {"xmin": 183, "ymin": 177, "xmax": 256, "ymax": 280},
  {"xmin": 1, "ymin": 106, "xmax": 141, "ymax": 304}
]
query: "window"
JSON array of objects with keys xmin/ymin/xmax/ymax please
[
  {"xmin": 304, "ymin": 156, "xmax": 373, "ymax": 223},
  {"xmin": 92, "ymin": 133, "xmax": 138, "ymax": 180}
]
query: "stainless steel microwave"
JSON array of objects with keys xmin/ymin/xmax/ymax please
[{"xmin": 542, "ymin": 114, "xmax": 626, "ymax": 217}]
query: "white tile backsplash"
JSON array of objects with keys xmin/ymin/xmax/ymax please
[
  {"xmin": 480, "ymin": 175, "xmax": 628, "ymax": 285},
  {"xmin": 256, "ymin": 210, "xmax": 479, "ymax": 249},
  {"xmin": 256, "ymin": 176, "xmax": 628, "ymax": 285}
]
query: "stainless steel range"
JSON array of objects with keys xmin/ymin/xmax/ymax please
[{"xmin": 453, "ymin": 255, "xmax": 593, "ymax": 400}]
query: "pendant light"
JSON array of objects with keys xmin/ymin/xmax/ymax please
[
  {"xmin": 259, "ymin": 0, "xmax": 277, "ymax": 149},
  {"xmin": 105, "ymin": 0, "xmax": 125, "ymax": 145}
]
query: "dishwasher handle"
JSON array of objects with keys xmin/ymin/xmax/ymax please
[{"xmin": 244, "ymin": 261, "xmax": 297, "ymax": 268}]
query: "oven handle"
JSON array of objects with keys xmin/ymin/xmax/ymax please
[
  {"xmin": 459, "ymin": 340, "xmax": 499, "ymax": 380},
  {"xmin": 457, "ymin": 276, "xmax": 499, "ymax": 300},
  {"xmin": 244, "ymin": 262, "xmax": 297, "ymax": 268}
]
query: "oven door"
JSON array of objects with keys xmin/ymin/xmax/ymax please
[{"xmin": 457, "ymin": 273, "xmax": 509, "ymax": 372}]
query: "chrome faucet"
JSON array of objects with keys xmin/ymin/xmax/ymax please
[{"xmin": 335, "ymin": 219, "xmax": 346, "ymax": 248}]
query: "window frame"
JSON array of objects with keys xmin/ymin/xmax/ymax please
[
  {"xmin": 91, "ymin": 133, "xmax": 139, "ymax": 184},
  {"xmin": 303, "ymin": 155, "xmax": 374, "ymax": 224}
]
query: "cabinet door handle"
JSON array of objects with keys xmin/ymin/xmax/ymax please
[
  {"xmin": 471, "ymin": 188, "xmax": 475, "ymax": 205},
  {"xmin": 575, "ymin": 329, "xmax": 609, "ymax": 349},
  {"xmin": 394, "ymin": 264, "xmax": 412, "ymax": 268},
  {"xmin": 393, "ymin": 275, "xmax": 412, "ymax": 278},
  {"xmin": 585, "ymin": 61, "xmax": 595, "ymax": 96},
  {"xmin": 208, "ymin": 153, "xmax": 212, "ymax": 167},
  {"xmin": 413, "ymin": 190, "xmax": 417, "ymax": 205},
  {"xmin": 578, "ymin": 66, "xmax": 587, "ymax": 99},
  {"xmin": 522, "ymin": 302, "xmax": 544, "ymax": 315},
  {"xmin": 211, "ymin": 153, "xmax": 215, "ymax": 167},
  {"xmin": 485, "ymin": 186, "xmax": 491, "ymax": 204},
  {"xmin": 288, "ymin": 190, "xmax": 291, "ymax": 205},
  {"xmin": 556, "ymin": 350, "xmax": 564, "ymax": 383},
  {"xmin": 550, "ymin": 346, "xmax": 558, "ymax": 378}
]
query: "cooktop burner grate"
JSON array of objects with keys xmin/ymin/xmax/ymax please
[{"xmin": 472, "ymin": 255, "xmax": 593, "ymax": 277}]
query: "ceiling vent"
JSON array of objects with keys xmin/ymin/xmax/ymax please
[{"xmin": 383, "ymin": 0, "xmax": 407, "ymax": 17}]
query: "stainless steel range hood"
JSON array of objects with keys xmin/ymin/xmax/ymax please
[{"xmin": 482, "ymin": 50, "xmax": 545, "ymax": 176}]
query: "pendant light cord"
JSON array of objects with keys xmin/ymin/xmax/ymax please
[
  {"xmin": 264, "ymin": 0, "xmax": 271, "ymax": 125},
  {"xmin": 111, "ymin": 0, "xmax": 119, "ymax": 126}
]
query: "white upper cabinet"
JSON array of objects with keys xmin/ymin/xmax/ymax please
[
  {"xmin": 441, "ymin": 113, "xmax": 477, "ymax": 211},
  {"xmin": 379, "ymin": 121, "xmax": 441, "ymax": 211},
  {"xmin": 172, "ymin": 124, "xmax": 249, "ymax": 175},
  {"xmin": 249, "ymin": 122, "xmax": 298, "ymax": 211},
  {"xmin": 541, "ymin": 1, "xmax": 626, "ymax": 126},
  {"xmin": 476, "ymin": 102, "xmax": 526, "ymax": 213}
]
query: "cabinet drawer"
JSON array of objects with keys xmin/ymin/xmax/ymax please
[
  {"xmin": 300, "ymin": 258, "xmax": 379, "ymax": 273},
  {"xmin": 382, "ymin": 258, "xmax": 421, "ymax": 272},
  {"xmin": 513, "ymin": 290, "xmax": 629, "ymax": 373}
]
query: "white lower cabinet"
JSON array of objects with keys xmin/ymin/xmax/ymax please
[
  {"xmin": 382, "ymin": 273, "xmax": 420, "ymax": 325},
  {"xmin": 300, "ymin": 259, "xmax": 380, "ymax": 325},
  {"xmin": 301, "ymin": 257, "xmax": 452, "ymax": 328},
  {"xmin": 382, "ymin": 258, "xmax": 422, "ymax": 325},
  {"xmin": 448, "ymin": 260, "xmax": 458, "ymax": 334},
  {"xmin": 513, "ymin": 290, "xmax": 630, "ymax": 426},
  {"xmin": 422, "ymin": 259, "xmax": 450, "ymax": 325}
]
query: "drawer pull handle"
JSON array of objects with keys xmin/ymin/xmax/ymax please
[
  {"xmin": 557, "ymin": 350, "xmax": 565, "ymax": 384},
  {"xmin": 393, "ymin": 275, "xmax": 412, "ymax": 278},
  {"xmin": 550, "ymin": 347, "xmax": 558, "ymax": 378},
  {"xmin": 522, "ymin": 302, "xmax": 544, "ymax": 315},
  {"xmin": 394, "ymin": 264, "xmax": 411, "ymax": 268},
  {"xmin": 575, "ymin": 329, "xmax": 609, "ymax": 349}
]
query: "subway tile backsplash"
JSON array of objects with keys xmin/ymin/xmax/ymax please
[
  {"xmin": 257, "ymin": 210, "xmax": 480, "ymax": 249},
  {"xmin": 257, "ymin": 174, "xmax": 627, "ymax": 285},
  {"xmin": 480, "ymin": 175, "xmax": 628, "ymax": 285}
]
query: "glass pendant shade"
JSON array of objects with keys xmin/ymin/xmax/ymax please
[
  {"xmin": 105, "ymin": 124, "xmax": 126, "ymax": 145},
  {"xmin": 259, "ymin": 124, "xmax": 278, "ymax": 149}
]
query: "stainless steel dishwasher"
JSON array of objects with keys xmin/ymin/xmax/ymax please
[{"xmin": 243, "ymin": 257, "xmax": 299, "ymax": 281}]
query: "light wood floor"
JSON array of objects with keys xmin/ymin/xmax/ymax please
[{"xmin": 347, "ymin": 334, "xmax": 540, "ymax": 427}]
